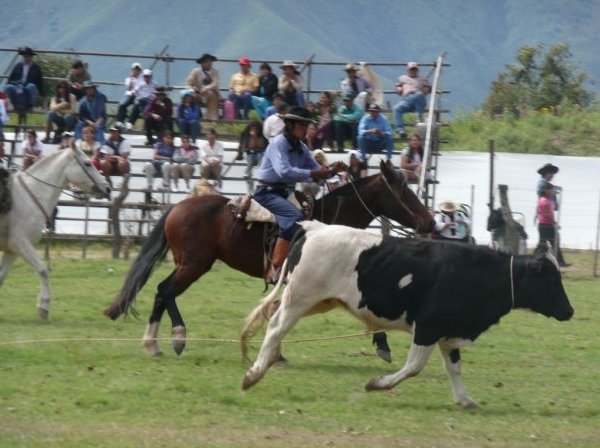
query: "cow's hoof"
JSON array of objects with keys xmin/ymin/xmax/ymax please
[
  {"xmin": 171, "ymin": 326, "xmax": 187, "ymax": 356},
  {"xmin": 364, "ymin": 376, "xmax": 392, "ymax": 391},
  {"xmin": 242, "ymin": 372, "xmax": 259, "ymax": 390},
  {"xmin": 37, "ymin": 306, "xmax": 49, "ymax": 320},
  {"xmin": 376, "ymin": 349, "xmax": 392, "ymax": 363},
  {"xmin": 458, "ymin": 396, "xmax": 479, "ymax": 409}
]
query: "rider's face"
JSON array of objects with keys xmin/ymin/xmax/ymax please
[{"xmin": 291, "ymin": 122, "xmax": 309, "ymax": 139}]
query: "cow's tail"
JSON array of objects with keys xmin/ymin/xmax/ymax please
[
  {"xmin": 240, "ymin": 257, "xmax": 290, "ymax": 362},
  {"xmin": 103, "ymin": 208, "xmax": 172, "ymax": 320}
]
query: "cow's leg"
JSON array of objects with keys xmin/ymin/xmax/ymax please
[
  {"xmin": 16, "ymin": 241, "xmax": 51, "ymax": 320},
  {"xmin": 364, "ymin": 342, "xmax": 435, "ymax": 391},
  {"xmin": 0, "ymin": 252, "xmax": 17, "ymax": 287},
  {"xmin": 438, "ymin": 343, "xmax": 478, "ymax": 409},
  {"xmin": 372, "ymin": 331, "xmax": 392, "ymax": 363}
]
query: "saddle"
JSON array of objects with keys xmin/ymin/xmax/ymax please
[{"xmin": 226, "ymin": 191, "xmax": 314, "ymax": 224}]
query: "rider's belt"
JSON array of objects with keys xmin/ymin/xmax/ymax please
[{"xmin": 257, "ymin": 181, "xmax": 288, "ymax": 189}]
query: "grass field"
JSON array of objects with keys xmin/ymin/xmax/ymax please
[{"xmin": 0, "ymin": 245, "xmax": 599, "ymax": 447}]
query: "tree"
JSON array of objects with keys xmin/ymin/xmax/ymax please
[{"xmin": 482, "ymin": 43, "xmax": 595, "ymax": 118}]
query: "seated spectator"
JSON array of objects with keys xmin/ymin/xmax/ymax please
[
  {"xmin": 57, "ymin": 131, "xmax": 75, "ymax": 151},
  {"xmin": 67, "ymin": 60, "xmax": 91, "ymax": 101},
  {"xmin": 393, "ymin": 62, "xmax": 431, "ymax": 139},
  {"xmin": 171, "ymin": 135, "xmax": 199, "ymax": 192},
  {"xmin": 279, "ymin": 60, "xmax": 304, "ymax": 107},
  {"xmin": 314, "ymin": 91, "xmax": 336, "ymax": 150},
  {"xmin": 199, "ymin": 129, "xmax": 224, "ymax": 190},
  {"xmin": 433, "ymin": 200, "xmax": 471, "ymax": 242},
  {"xmin": 177, "ymin": 92, "xmax": 201, "ymax": 142},
  {"xmin": 264, "ymin": 92, "xmax": 285, "ymax": 118},
  {"xmin": 76, "ymin": 125, "xmax": 102, "ymax": 169},
  {"xmin": 185, "ymin": 53, "xmax": 220, "ymax": 121},
  {"xmin": 305, "ymin": 100, "xmax": 317, "ymax": 119},
  {"xmin": 228, "ymin": 57, "xmax": 259, "ymax": 119},
  {"xmin": 75, "ymin": 81, "xmax": 107, "ymax": 144},
  {"xmin": 143, "ymin": 131, "xmax": 176, "ymax": 192},
  {"xmin": 237, "ymin": 121, "xmax": 268, "ymax": 193},
  {"xmin": 263, "ymin": 102, "xmax": 288, "ymax": 142},
  {"xmin": 43, "ymin": 80, "xmax": 77, "ymax": 144},
  {"xmin": 144, "ymin": 86, "xmax": 173, "ymax": 146},
  {"xmin": 98, "ymin": 125, "xmax": 131, "ymax": 185},
  {"xmin": 3, "ymin": 47, "xmax": 45, "ymax": 115},
  {"xmin": 251, "ymin": 63, "xmax": 279, "ymax": 119},
  {"xmin": 401, "ymin": 134, "xmax": 425, "ymax": 183},
  {"xmin": 115, "ymin": 62, "xmax": 144, "ymax": 129},
  {"xmin": 357, "ymin": 104, "xmax": 393, "ymax": 161},
  {"xmin": 304, "ymin": 122, "xmax": 318, "ymax": 151},
  {"xmin": 342, "ymin": 150, "xmax": 368, "ymax": 182},
  {"xmin": 333, "ymin": 93, "xmax": 363, "ymax": 152},
  {"xmin": 340, "ymin": 63, "xmax": 373, "ymax": 111},
  {"xmin": 21, "ymin": 129, "xmax": 43, "ymax": 170},
  {"xmin": 130, "ymin": 69, "xmax": 157, "ymax": 132}
]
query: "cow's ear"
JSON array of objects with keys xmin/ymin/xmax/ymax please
[{"xmin": 534, "ymin": 242, "xmax": 550, "ymax": 256}]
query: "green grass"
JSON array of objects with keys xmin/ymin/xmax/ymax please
[{"xmin": 0, "ymin": 247, "xmax": 599, "ymax": 447}]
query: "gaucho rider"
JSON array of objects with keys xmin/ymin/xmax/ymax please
[{"xmin": 254, "ymin": 106, "xmax": 346, "ymax": 283}]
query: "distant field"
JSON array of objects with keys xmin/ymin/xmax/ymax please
[{"xmin": 0, "ymin": 248, "xmax": 599, "ymax": 447}]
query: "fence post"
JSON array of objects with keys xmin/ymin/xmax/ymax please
[
  {"xmin": 498, "ymin": 184, "xmax": 520, "ymax": 254},
  {"xmin": 594, "ymin": 189, "xmax": 600, "ymax": 277},
  {"xmin": 82, "ymin": 196, "xmax": 90, "ymax": 259},
  {"xmin": 110, "ymin": 174, "xmax": 130, "ymax": 259}
]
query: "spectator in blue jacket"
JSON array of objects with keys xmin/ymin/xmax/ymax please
[
  {"xmin": 177, "ymin": 92, "xmax": 201, "ymax": 142},
  {"xmin": 75, "ymin": 81, "xmax": 107, "ymax": 144},
  {"xmin": 357, "ymin": 103, "xmax": 393, "ymax": 161}
]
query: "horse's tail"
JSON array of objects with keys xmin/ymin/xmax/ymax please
[
  {"xmin": 240, "ymin": 257, "xmax": 290, "ymax": 362},
  {"xmin": 104, "ymin": 208, "xmax": 172, "ymax": 320}
]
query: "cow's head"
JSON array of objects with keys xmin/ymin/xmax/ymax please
[{"xmin": 516, "ymin": 244, "xmax": 574, "ymax": 321}]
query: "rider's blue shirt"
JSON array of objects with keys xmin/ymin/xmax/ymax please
[{"xmin": 256, "ymin": 133, "xmax": 320, "ymax": 184}]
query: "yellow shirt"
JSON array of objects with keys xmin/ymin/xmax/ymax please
[{"xmin": 228, "ymin": 72, "xmax": 259, "ymax": 95}]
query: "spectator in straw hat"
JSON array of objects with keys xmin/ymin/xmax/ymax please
[
  {"xmin": 433, "ymin": 200, "xmax": 471, "ymax": 242},
  {"xmin": 4, "ymin": 47, "xmax": 45, "ymax": 113},
  {"xmin": 340, "ymin": 63, "xmax": 373, "ymax": 112},
  {"xmin": 279, "ymin": 59, "xmax": 304, "ymax": 107},
  {"xmin": 186, "ymin": 53, "xmax": 220, "ymax": 121},
  {"xmin": 228, "ymin": 57, "xmax": 259, "ymax": 119}
]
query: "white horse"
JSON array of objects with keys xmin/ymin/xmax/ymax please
[{"xmin": 0, "ymin": 146, "xmax": 110, "ymax": 319}]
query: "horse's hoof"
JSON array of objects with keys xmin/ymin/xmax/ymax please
[
  {"xmin": 143, "ymin": 340, "xmax": 163, "ymax": 357},
  {"xmin": 37, "ymin": 307, "xmax": 49, "ymax": 320},
  {"xmin": 171, "ymin": 326, "xmax": 186, "ymax": 356},
  {"xmin": 171, "ymin": 340, "xmax": 186, "ymax": 356},
  {"xmin": 376, "ymin": 348, "xmax": 392, "ymax": 363}
]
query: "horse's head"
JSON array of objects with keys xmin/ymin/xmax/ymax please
[
  {"xmin": 65, "ymin": 147, "xmax": 111, "ymax": 200},
  {"xmin": 377, "ymin": 160, "xmax": 434, "ymax": 234}
]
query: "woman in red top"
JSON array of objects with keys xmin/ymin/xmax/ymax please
[{"xmin": 537, "ymin": 183, "xmax": 569, "ymax": 266}]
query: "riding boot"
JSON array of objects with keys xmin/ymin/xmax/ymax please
[{"xmin": 266, "ymin": 238, "xmax": 291, "ymax": 284}]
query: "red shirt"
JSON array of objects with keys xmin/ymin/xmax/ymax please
[{"xmin": 537, "ymin": 196, "xmax": 555, "ymax": 225}]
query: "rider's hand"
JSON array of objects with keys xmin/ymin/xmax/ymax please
[{"xmin": 311, "ymin": 166, "xmax": 331, "ymax": 180}]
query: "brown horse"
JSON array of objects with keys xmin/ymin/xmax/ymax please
[{"xmin": 105, "ymin": 160, "xmax": 433, "ymax": 356}]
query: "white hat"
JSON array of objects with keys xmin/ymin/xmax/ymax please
[
  {"xmin": 131, "ymin": 62, "xmax": 142, "ymax": 70},
  {"xmin": 407, "ymin": 62, "xmax": 419, "ymax": 69},
  {"xmin": 142, "ymin": 69, "xmax": 152, "ymax": 76}
]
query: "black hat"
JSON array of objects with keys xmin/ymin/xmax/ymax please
[
  {"xmin": 282, "ymin": 106, "xmax": 316, "ymax": 124},
  {"xmin": 82, "ymin": 80, "xmax": 97, "ymax": 88},
  {"xmin": 19, "ymin": 47, "xmax": 37, "ymax": 56},
  {"xmin": 196, "ymin": 53, "xmax": 217, "ymax": 64},
  {"xmin": 154, "ymin": 85, "xmax": 168, "ymax": 95},
  {"xmin": 367, "ymin": 103, "xmax": 381, "ymax": 112},
  {"xmin": 537, "ymin": 163, "xmax": 559, "ymax": 175}
]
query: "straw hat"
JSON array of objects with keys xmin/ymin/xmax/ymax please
[{"xmin": 439, "ymin": 200, "xmax": 457, "ymax": 213}]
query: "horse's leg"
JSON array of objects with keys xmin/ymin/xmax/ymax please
[
  {"xmin": 15, "ymin": 241, "xmax": 51, "ymax": 320},
  {"xmin": 0, "ymin": 252, "xmax": 17, "ymax": 287}
]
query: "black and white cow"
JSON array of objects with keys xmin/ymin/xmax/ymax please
[{"xmin": 241, "ymin": 221, "xmax": 574, "ymax": 408}]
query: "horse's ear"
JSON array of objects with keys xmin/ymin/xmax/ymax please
[{"xmin": 380, "ymin": 159, "xmax": 393, "ymax": 176}]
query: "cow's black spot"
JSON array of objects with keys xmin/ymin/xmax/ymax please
[
  {"xmin": 450, "ymin": 349, "xmax": 461, "ymax": 364},
  {"xmin": 288, "ymin": 234, "xmax": 307, "ymax": 274}
]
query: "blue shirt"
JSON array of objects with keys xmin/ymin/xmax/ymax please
[
  {"xmin": 358, "ymin": 113, "xmax": 392, "ymax": 139},
  {"xmin": 256, "ymin": 133, "xmax": 320, "ymax": 184},
  {"xmin": 155, "ymin": 142, "xmax": 176, "ymax": 159}
]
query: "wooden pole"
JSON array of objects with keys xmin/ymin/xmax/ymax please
[
  {"xmin": 593, "ymin": 189, "xmax": 600, "ymax": 277},
  {"xmin": 82, "ymin": 196, "xmax": 90, "ymax": 259},
  {"xmin": 498, "ymin": 184, "xmax": 519, "ymax": 255},
  {"xmin": 488, "ymin": 140, "xmax": 495, "ymax": 212},
  {"xmin": 110, "ymin": 175, "xmax": 130, "ymax": 259}
]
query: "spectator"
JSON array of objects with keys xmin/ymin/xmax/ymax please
[
  {"xmin": 237, "ymin": 121, "xmax": 268, "ymax": 193},
  {"xmin": 76, "ymin": 125, "xmax": 102, "ymax": 169},
  {"xmin": 199, "ymin": 129, "xmax": 224, "ymax": 190},
  {"xmin": 393, "ymin": 62, "xmax": 431, "ymax": 139},
  {"xmin": 115, "ymin": 62, "xmax": 144, "ymax": 129},
  {"xmin": 185, "ymin": 53, "xmax": 220, "ymax": 121},
  {"xmin": 433, "ymin": 200, "xmax": 471, "ymax": 242},
  {"xmin": 75, "ymin": 81, "xmax": 107, "ymax": 144},
  {"xmin": 98, "ymin": 125, "xmax": 131, "ymax": 185},
  {"xmin": 279, "ymin": 60, "xmax": 304, "ymax": 107},
  {"xmin": 305, "ymin": 100, "xmax": 317, "ymax": 120},
  {"xmin": 357, "ymin": 104, "xmax": 393, "ymax": 161},
  {"xmin": 342, "ymin": 150, "xmax": 368, "ymax": 182},
  {"xmin": 251, "ymin": 62, "xmax": 279, "ymax": 119},
  {"xmin": 144, "ymin": 86, "xmax": 173, "ymax": 146},
  {"xmin": 143, "ymin": 131, "xmax": 176, "ymax": 192},
  {"xmin": 21, "ymin": 129, "xmax": 43, "ymax": 170},
  {"xmin": 340, "ymin": 63, "xmax": 373, "ymax": 111},
  {"xmin": 177, "ymin": 92, "xmax": 202, "ymax": 142},
  {"xmin": 401, "ymin": 134, "xmax": 424, "ymax": 183},
  {"xmin": 304, "ymin": 122, "xmax": 318, "ymax": 151},
  {"xmin": 333, "ymin": 93, "xmax": 363, "ymax": 152},
  {"xmin": 228, "ymin": 57, "xmax": 259, "ymax": 119},
  {"xmin": 129, "ymin": 69, "xmax": 157, "ymax": 132},
  {"xmin": 43, "ymin": 80, "xmax": 77, "ymax": 144},
  {"xmin": 314, "ymin": 91, "xmax": 336, "ymax": 150},
  {"xmin": 264, "ymin": 92, "xmax": 285, "ymax": 118},
  {"xmin": 171, "ymin": 135, "xmax": 199, "ymax": 192},
  {"xmin": 67, "ymin": 60, "xmax": 91, "ymax": 100},
  {"xmin": 57, "ymin": 130, "xmax": 74, "ymax": 151},
  {"xmin": 3, "ymin": 47, "xmax": 45, "ymax": 114},
  {"xmin": 263, "ymin": 102, "xmax": 288, "ymax": 142}
]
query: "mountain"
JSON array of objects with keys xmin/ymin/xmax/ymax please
[{"xmin": 1, "ymin": 0, "xmax": 599, "ymax": 112}]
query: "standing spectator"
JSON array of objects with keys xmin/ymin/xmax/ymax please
[
  {"xmin": 130, "ymin": 69, "xmax": 157, "ymax": 132},
  {"xmin": 21, "ymin": 129, "xmax": 43, "ymax": 170},
  {"xmin": 75, "ymin": 81, "xmax": 107, "ymax": 144},
  {"xmin": 98, "ymin": 125, "xmax": 131, "ymax": 185},
  {"xmin": 357, "ymin": 104, "xmax": 393, "ymax": 161},
  {"xmin": 199, "ymin": 129, "xmax": 224, "ymax": 190},
  {"xmin": 43, "ymin": 81, "xmax": 77, "ymax": 144},
  {"xmin": 67, "ymin": 60, "xmax": 91, "ymax": 100},
  {"xmin": 263, "ymin": 102, "xmax": 288, "ymax": 142},
  {"xmin": 393, "ymin": 62, "xmax": 431, "ymax": 139},
  {"xmin": 177, "ymin": 92, "xmax": 201, "ymax": 142},
  {"xmin": 333, "ymin": 93, "xmax": 363, "ymax": 152},
  {"xmin": 279, "ymin": 60, "xmax": 304, "ymax": 107},
  {"xmin": 251, "ymin": 62, "xmax": 279, "ymax": 119},
  {"xmin": 3, "ymin": 47, "xmax": 45, "ymax": 114},
  {"xmin": 264, "ymin": 92, "xmax": 285, "ymax": 118},
  {"xmin": 115, "ymin": 62, "xmax": 144, "ymax": 129},
  {"xmin": 228, "ymin": 57, "xmax": 259, "ymax": 119},
  {"xmin": 76, "ymin": 125, "xmax": 102, "ymax": 168},
  {"xmin": 433, "ymin": 200, "xmax": 471, "ymax": 242},
  {"xmin": 186, "ymin": 53, "xmax": 220, "ymax": 121},
  {"xmin": 536, "ymin": 163, "xmax": 559, "ymax": 198},
  {"xmin": 144, "ymin": 86, "xmax": 173, "ymax": 146},
  {"xmin": 237, "ymin": 121, "xmax": 268, "ymax": 193},
  {"xmin": 340, "ymin": 63, "xmax": 373, "ymax": 111},
  {"xmin": 143, "ymin": 131, "xmax": 176, "ymax": 191},
  {"xmin": 314, "ymin": 91, "xmax": 336, "ymax": 150},
  {"xmin": 171, "ymin": 135, "xmax": 198, "ymax": 191}
]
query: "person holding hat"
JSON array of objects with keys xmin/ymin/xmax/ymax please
[
  {"xmin": 75, "ymin": 81, "xmax": 107, "ymax": 144},
  {"xmin": 333, "ymin": 93, "xmax": 363, "ymax": 152},
  {"xmin": 251, "ymin": 63, "xmax": 279, "ymax": 119},
  {"xmin": 254, "ymin": 106, "xmax": 347, "ymax": 283},
  {"xmin": 357, "ymin": 103, "xmax": 394, "ymax": 161},
  {"xmin": 279, "ymin": 60, "xmax": 304, "ymax": 107},
  {"xmin": 144, "ymin": 86, "xmax": 173, "ymax": 146},
  {"xmin": 433, "ymin": 200, "xmax": 471, "ymax": 242},
  {"xmin": 186, "ymin": 53, "xmax": 220, "ymax": 121},
  {"xmin": 340, "ymin": 63, "xmax": 373, "ymax": 111},
  {"xmin": 3, "ymin": 47, "xmax": 45, "ymax": 113},
  {"xmin": 228, "ymin": 57, "xmax": 259, "ymax": 119},
  {"xmin": 115, "ymin": 62, "xmax": 144, "ymax": 129},
  {"xmin": 393, "ymin": 62, "xmax": 431, "ymax": 139}
]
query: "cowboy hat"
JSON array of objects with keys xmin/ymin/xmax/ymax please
[
  {"xmin": 282, "ymin": 106, "xmax": 316, "ymax": 124},
  {"xmin": 439, "ymin": 200, "xmax": 457, "ymax": 213},
  {"xmin": 280, "ymin": 59, "xmax": 300, "ymax": 70},
  {"xmin": 18, "ymin": 47, "xmax": 37, "ymax": 56},
  {"xmin": 154, "ymin": 85, "xmax": 168, "ymax": 95},
  {"xmin": 344, "ymin": 63, "xmax": 358, "ymax": 72},
  {"xmin": 196, "ymin": 53, "xmax": 217, "ymax": 64},
  {"xmin": 537, "ymin": 163, "xmax": 559, "ymax": 175},
  {"xmin": 82, "ymin": 80, "xmax": 97, "ymax": 88}
]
